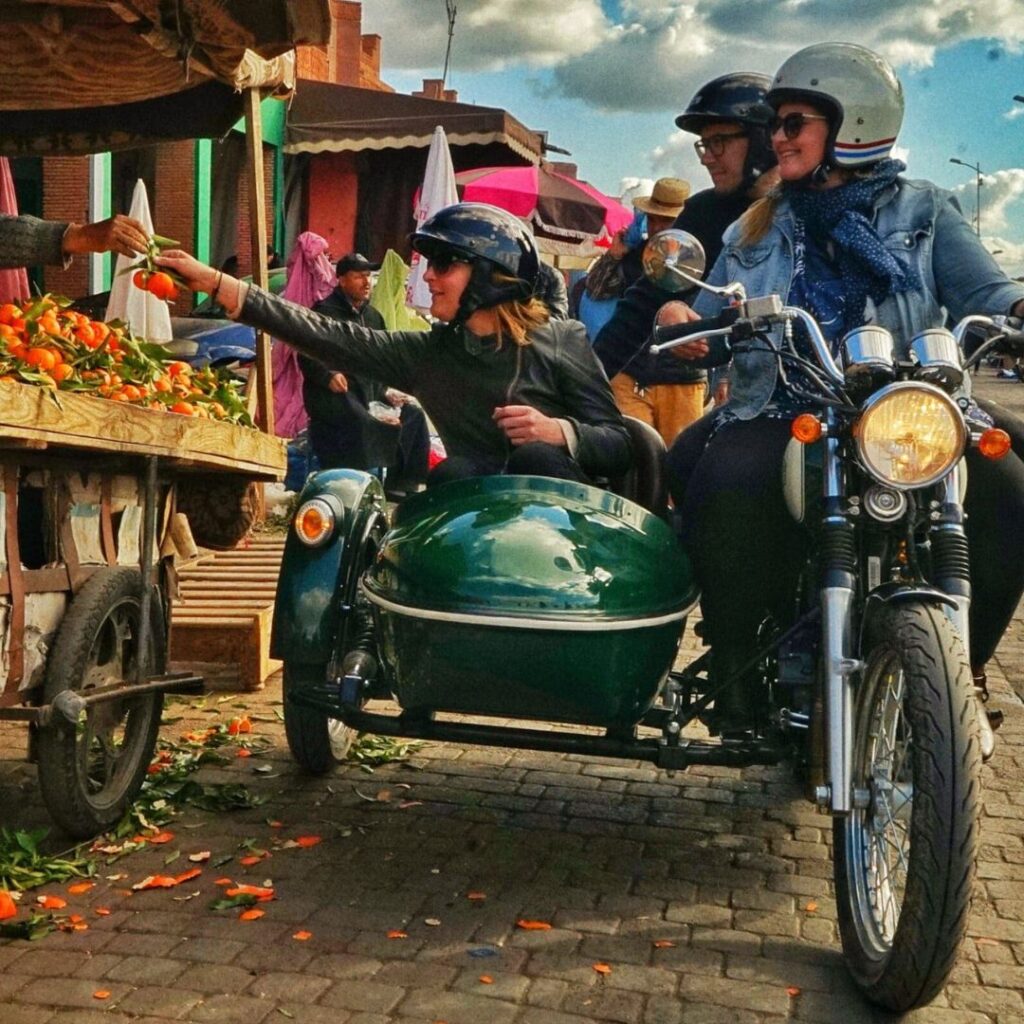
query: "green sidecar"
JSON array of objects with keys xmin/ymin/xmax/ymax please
[{"xmin": 271, "ymin": 469, "xmax": 698, "ymax": 772}]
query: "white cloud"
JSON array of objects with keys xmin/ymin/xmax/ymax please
[
  {"xmin": 1005, "ymin": 105, "xmax": 1024, "ymax": 120},
  {"xmin": 984, "ymin": 236, "xmax": 1024, "ymax": 279},
  {"xmin": 951, "ymin": 168, "xmax": 1024, "ymax": 235},
  {"xmin": 361, "ymin": 0, "xmax": 609, "ymax": 73}
]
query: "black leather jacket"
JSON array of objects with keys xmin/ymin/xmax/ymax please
[{"xmin": 241, "ymin": 287, "xmax": 631, "ymax": 479}]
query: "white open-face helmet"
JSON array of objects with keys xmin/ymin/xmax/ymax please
[{"xmin": 767, "ymin": 42, "xmax": 904, "ymax": 168}]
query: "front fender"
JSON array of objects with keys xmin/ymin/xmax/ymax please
[
  {"xmin": 859, "ymin": 581, "xmax": 958, "ymax": 652},
  {"xmin": 270, "ymin": 470, "xmax": 386, "ymax": 663}
]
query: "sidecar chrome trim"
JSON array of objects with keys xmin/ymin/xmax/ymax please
[{"xmin": 360, "ymin": 584, "xmax": 697, "ymax": 631}]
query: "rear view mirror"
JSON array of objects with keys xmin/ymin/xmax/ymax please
[{"xmin": 642, "ymin": 230, "xmax": 706, "ymax": 291}]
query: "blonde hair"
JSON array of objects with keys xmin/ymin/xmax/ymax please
[{"xmin": 489, "ymin": 272, "xmax": 550, "ymax": 348}]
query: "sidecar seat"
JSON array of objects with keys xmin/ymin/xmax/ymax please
[{"xmin": 611, "ymin": 416, "xmax": 668, "ymax": 518}]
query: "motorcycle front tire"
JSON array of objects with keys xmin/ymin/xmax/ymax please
[{"xmin": 834, "ymin": 602, "xmax": 981, "ymax": 1011}]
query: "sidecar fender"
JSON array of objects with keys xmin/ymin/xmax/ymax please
[{"xmin": 270, "ymin": 469, "xmax": 386, "ymax": 663}]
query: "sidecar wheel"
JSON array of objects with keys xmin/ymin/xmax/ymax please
[
  {"xmin": 834, "ymin": 603, "xmax": 980, "ymax": 1011},
  {"xmin": 283, "ymin": 663, "xmax": 355, "ymax": 774}
]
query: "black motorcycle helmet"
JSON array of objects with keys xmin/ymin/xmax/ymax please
[
  {"xmin": 411, "ymin": 202, "xmax": 541, "ymax": 322},
  {"xmin": 675, "ymin": 72, "xmax": 776, "ymax": 189}
]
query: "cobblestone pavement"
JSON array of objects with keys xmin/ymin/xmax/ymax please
[{"xmin": 0, "ymin": 368, "xmax": 1021, "ymax": 1024}]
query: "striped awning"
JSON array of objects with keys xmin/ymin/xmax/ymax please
[{"xmin": 285, "ymin": 79, "xmax": 542, "ymax": 165}]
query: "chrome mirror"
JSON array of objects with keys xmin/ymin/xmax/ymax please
[
  {"xmin": 909, "ymin": 328, "xmax": 964, "ymax": 391},
  {"xmin": 641, "ymin": 230, "xmax": 706, "ymax": 291}
]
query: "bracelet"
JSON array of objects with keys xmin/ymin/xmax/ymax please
[{"xmin": 212, "ymin": 271, "xmax": 223, "ymax": 301}]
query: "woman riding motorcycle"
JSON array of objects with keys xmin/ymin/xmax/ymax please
[
  {"xmin": 160, "ymin": 203, "xmax": 631, "ymax": 487},
  {"xmin": 660, "ymin": 42, "xmax": 1024, "ymax": 731}
]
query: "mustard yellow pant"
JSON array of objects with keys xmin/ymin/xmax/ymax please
[{"xmin": 610, "ymin": 373, "xmax": 707, "ymax": 448}]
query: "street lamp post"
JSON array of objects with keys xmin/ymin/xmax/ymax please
[{"xmin": 949, "ymin": 157, "xmax": 983, "ymax": 236}]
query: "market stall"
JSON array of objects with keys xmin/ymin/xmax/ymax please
[{"xmin": 0, "ymin": 0, "xmax": 331, "ymax": 837}]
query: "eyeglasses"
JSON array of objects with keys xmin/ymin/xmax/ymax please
[
  {"xmin": 693, "ymin": 131, "xmax": 747, "ymax": 158},
  {"xmin": 424, "ymin": 253, "xmax": 468, "ymax": 275},
  {"xmin": 770, "ymin": 112, "xmax": 830, "ymax": 140}
]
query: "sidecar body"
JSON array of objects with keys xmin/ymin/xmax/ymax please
[{"xmin": 273, "ymin": 472, "xmax": 697, "ymax": 731}]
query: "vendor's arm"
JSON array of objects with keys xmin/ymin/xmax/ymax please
[
  {"xmin": 158, "ymin": 250, "xmax": 425, "ymax": 392},
  {"xmin": 0, "ymin": 212, "xmax": 148, "ymax": 270}
]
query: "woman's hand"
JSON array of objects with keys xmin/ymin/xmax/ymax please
[
  {"xmin": 328, "ymin": 373, "xmax": 349, "ymax": 394},
  {"xmin": 156, "ymin": 250, "xmax": 220, "ymax": 295},
  {"xmin": 655, "ymin": 299, "xmax": 709, "ymax": 360},
  {"xmin": 493, "ymin": 405, "xmax": 565, "ymax": 447}
]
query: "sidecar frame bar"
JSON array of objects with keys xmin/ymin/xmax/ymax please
[{"xmin": 334, "ymin": 707, "xmax": 786, "ymax": 770}]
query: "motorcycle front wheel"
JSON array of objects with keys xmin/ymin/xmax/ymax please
[{"xmin": 834, "ymin": 602, "xmax": 981, "ymax": 1011}]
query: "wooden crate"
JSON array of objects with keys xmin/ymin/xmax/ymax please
[{"xmin": 170, "ymin": 536, "xmax": 286, "ymax": 691}]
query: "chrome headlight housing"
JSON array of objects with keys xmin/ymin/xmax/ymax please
[
  {"xmin": 854, "ymin": 382, "xmax": 966, "ymax": 490},
  {"xmin": 293, "ymin": 497, "xmax": 338, "ymax": 547}
]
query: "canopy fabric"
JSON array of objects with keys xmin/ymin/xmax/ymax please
[
  {"xmin": 0, "ymin": 0, "xmax": 330, "ymax": 155},
  {"xmin": 286, "ymin": 80, "xmax": 541, "ymax": 165},
  {"xmin": 455, "ymin": 165, "xmax": 631, "ymax": 246}
]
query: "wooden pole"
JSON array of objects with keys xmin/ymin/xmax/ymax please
[{"xmin": 244, "ymin": 88, "xmax": 275, "ymax": 437}]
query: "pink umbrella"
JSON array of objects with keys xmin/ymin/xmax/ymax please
[{"xmin": 454, "ymin": 165, "xmax": 630, "ymax": 246}]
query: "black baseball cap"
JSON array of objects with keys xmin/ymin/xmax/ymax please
[{"xmin": 336, "ymin": 252, "xmax": 381, "ymax": 275}]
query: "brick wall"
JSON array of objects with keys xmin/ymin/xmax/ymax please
[
  {"xmin": 234, "ymin": 146, "xmax": 278, "ymax": 279},
  {"xmin": 41, "ymin": 156, "xmax": 91, "ymax": 298}
]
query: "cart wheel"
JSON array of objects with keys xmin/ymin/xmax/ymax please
[
  {"xmin": 283, "ymin": 662, "xmax": 356, "ymax": 774},
  {"xmin": 37, "ymin": 567, "xmax": 164, "ymax": 839}
]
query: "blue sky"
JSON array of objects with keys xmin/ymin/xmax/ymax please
[{"xmin": 362, "ymin": 1, "xmax": 1024, "ymax": 275}]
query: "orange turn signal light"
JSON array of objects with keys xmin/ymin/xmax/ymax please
[
  {"xmin": 791, "ymin": 413, "xmax": 823, "ymax": 445},
  {"xmin": 294, "ymin": 499, "xmax": 335, "ymax": 546},
  {"xmin": 977, "ymin": 427, "xmax": 1011, "ymax": 461}
]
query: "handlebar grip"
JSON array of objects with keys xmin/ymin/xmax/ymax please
[{"xmin": 652, "ymin": 310, "xmax": 732, "ymax": 346}]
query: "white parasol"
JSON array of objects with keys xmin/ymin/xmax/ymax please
[
  {"xmin": 105, "ymin": 179, "xmax": 172, "ymax": 343},
  {"xmin": 406, "ymin": 125, "xmax": 458, "ymax": 313}
]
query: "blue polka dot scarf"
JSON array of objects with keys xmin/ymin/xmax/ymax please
[{"xmin": 785, "ymin": 159, "xmax": 916, "ymax": 338}]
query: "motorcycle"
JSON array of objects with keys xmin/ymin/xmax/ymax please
[{"xmin": 270, "ymin": 230, "xmax": 1024, "ymax": 1012}]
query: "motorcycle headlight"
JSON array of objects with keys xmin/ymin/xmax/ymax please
[{"xmin": 854, "ymin": 382, "xmax": 965, "ymax": 490}]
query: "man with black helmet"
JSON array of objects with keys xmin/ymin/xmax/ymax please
[
  {"xmin": 593, "ymin": 72, "xmax": 778, "ymax": 416},
  {"xmin": 157, "ymin": 203, "xmax": 631, "ymax": 486}
]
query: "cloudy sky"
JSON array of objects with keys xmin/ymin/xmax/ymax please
[{"xmin": 362, "ymin": 0, "xmax": 1024, "ymax": 277}]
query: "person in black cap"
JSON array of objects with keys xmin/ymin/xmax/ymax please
[{"xmin": 301, "ymin": 253, "xmax": 429, "ymax": 493}]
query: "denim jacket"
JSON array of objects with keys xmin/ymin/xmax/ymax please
[{"xmin": 692, "ymin": 178, "xmax": 1024, "ymax": 420}]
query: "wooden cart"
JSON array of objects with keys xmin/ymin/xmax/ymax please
[{"xmin": 0, "ymin": 380, "xmax": 285, "ymax": 838}]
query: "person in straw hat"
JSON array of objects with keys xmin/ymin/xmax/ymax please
[{"xmin": 584, "ymin": 177, "xmax": 701, "ymax": 446}]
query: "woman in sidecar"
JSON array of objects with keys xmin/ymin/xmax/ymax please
[
  {"xmin": 161, "ymin": 203, "xmax": 631, "ymax": 488},
  {"xmin": 660, "ymin": 42, "xmax": 1024, "ymax": 733}
]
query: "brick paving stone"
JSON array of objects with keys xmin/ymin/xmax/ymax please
[
  {"xmin": 678, "ymin": 974, "xmax": 792, "ymax": 1015},
  {"xmin": 678, "ymin": 1008, "xmax": 762, "ymax": 1024},
  {"xmin": 559, "ymin": 983, "xmax": 646, "ymax": 1022},
  {"xmin": 451, "ymin": 966, "xmax": 531, "ymax": 1000},
  {"xmin": 188, "ymin": 993, "xmax": 278, "ymax": 1024},
  {"xmin": 14, "ymin": 976, "xmax": 133, "ymax": 1011},
  {"xmin": 318, "ymin": 978, "xmax": 407, "ymax": 1013},
  {"xmin": 104, "ymin": 954, "xmax": 188, "ymax": 986},
  {"xmin": 0, "ymin": 1007, "xmax": 55, "ymax": 1024},
  {"xmin": 246, "ymin": 969, "xmax": 333, "ymax": 1003},
  {"xmin": 399, "ymin": 988, "xmax": 520, "ymax": 1023},
  {"xmin": 112, "ymin": 985, "xmax": 203, "ymax": 1019}
]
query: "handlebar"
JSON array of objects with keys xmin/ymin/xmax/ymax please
[{"xmin": 650, "ymin": 308, "xmax": 739, "ymax": 350}]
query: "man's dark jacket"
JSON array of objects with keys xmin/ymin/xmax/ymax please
[
  {"xmin": 301, "ymin": 290, "xmax": 398, "ymax": 468},
  {"xmin": 593, "ymin": 188, "xmax": 751, "ymax": 385}
]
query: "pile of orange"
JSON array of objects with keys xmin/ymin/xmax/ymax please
[{"xmin": 0, "ymin": 295, "xmax": 250, "ymax": 424}]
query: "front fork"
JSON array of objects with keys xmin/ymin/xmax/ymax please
[{"xmin": 819, "ymin": 427, "xmax": 858, "ymax": 814}]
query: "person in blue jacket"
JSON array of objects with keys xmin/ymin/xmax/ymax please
[{"xmin": 660, "ymin": 42, "xmax": 1024, "ymax": 731}]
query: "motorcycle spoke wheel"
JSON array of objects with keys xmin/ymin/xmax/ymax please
[
  {"xmin": 834, "ymin": 603, "xmax": 980, "ymax": 1012},
  {"xmin": 37, "ymin": 568, "xmax": 164, "ymax": 839}
]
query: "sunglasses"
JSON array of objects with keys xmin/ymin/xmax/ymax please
[
  {"xmin": 770, "ymin": 112, "xmax": 830, "ymax": 140},
  {"xmin": 693, "ymin": 131, "xmax": 747, "ymax": 159},
  {"xmin": 425, "ymin": 253, "xmax": 469, "ymax": 274}
]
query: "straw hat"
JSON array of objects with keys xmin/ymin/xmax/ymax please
[{"xmin": 633, "ymin": 177, "xmax": 691, "ymax": 218}]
